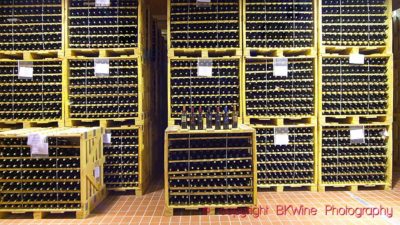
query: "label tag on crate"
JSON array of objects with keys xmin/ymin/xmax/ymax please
[
  {"xmin": 95, "ymin": 0, "xmax": 110, "ymax": 7},
  {"xmin": 27, "ymin": 133, "xmax": 49, "ymax": 157},
  {"xmin": 349, "ymin": 53, "xmax": 365, "ymax": 64},
  {"xmin": 198, "ymin": 59, "xmax": 213, "ymax": 77},
  {"xmin": 273, "ymin": 58, "xmax": 288, "ymax": 77},
  {"xmin": 94, "ymin": 166, "xmax": 101, "ymax": 182},
  {"xmin": 197, "ymin": 0, "xmax": 211, "ymax": 7},
  {"xmin": 350, "ymin": 126, "xmax": 365, "ymax": 144},
  {"xmin": 103, "ymin": 131, "xmax": 112, "ymax": 144},
  {"xmin": 18, "ymin": 61, "xmax": 33, "ymax": 79},
  {"xmin": 94, "ymin": 58, "xmax": 110, "ymax": 77},
  {"xmin": 274, "ymin": 127, "xmax": 289, "ymax": 145}
]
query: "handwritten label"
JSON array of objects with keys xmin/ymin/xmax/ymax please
[
  {"xmin": 274, "ymin": 127, "xmax": 289, "ymax": 145},
  {"xmin": 27, "ymin": 133, "xmax": 49, "ymax": 157},
  {"xmin": 18, "ymin": 61, "xmax": 33, "ymax": 79},
  {"xmin": 198, "ymin": 59, "xmax": 213, "ymax": 77},
  {"xmin": 95, "ymin": 0, "xmax": 110, "ymax": 7},
  {"xmin": 94, "ymin": 58, "xmax": 110, "ymax": 77},
  {"xmin": 349, "ymin": 54, "xmax": 365, "ymax": 65},
  {"xmin": 350, "ymin": 126, "xmax": 365, "ymax": 144}
]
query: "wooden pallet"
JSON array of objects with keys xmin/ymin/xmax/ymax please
[
  {"xmin": 246, "ymin": 117, "xmax": 317, "ymax": 126},
  {"xmin": 0, "ymin": 50, "xmax": 64, "ymax": 60},
  {"xmin": 244, "ymin": 48, "xmax": 316, "ymax": 58},
  {"xmin": 108, "ymin": 188, "xmax": 144, "ymax": 197},
  {"xmin": 168, "ymin": 48, "xmax": 242, "ymax": 58},
  {"xmin": 164, "ymin": 206, "xmax": 253, "ymax": 216},
  {"xmin": 318, "ymin": 124, "xmax": 393, "ymax": 193},
  {"xmin": 0, "ymin": 127, "xmax": 107, "ymax": 219},
  {"xmin": 318, "ymin": 184, "xmax": 390, "ymax": 192},
  {"xmin": 65, "ymin": 0, "xmax": 149, "ymax": 58},
  {"xmin": 0, "ymin": 120, "xmax": 64, "ymax": 129},
  {"xmin": 318, "ymin": 0, "xmax": 392, "ymax": 54},
  {"xmin": 258, "ymin": 184, "xmax": 317, "ymax": 192},
  {"xmin": 66, "ymin": 118, "xmax": 143, "ymax": 127},
  {"xmin": 319, "ymin": 115, "xmax": 393, "ymax": 125},
  {"xmin": 319, "ymin": 46, "xmax": 391, "ymax": 55}
]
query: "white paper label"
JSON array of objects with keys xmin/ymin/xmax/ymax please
[
  {"xmin": 350, "ymin": 126, "xmax": 365, "ymax": 144},
  {"xmin": 27, "ymin": 133, "xmax": 49, "ymax": 157},
  {"xmin": 103, "ymin": 133, "xmax": 112, "ymax": 144},
  {"xmin": 198, "ymin": 59, "xmax": 213, "ymax": 77},
  {"xmin": 273, "ymin": 58, "xmax": 288, "ymax": 77},
  {"xmin": 197, "ymin": 0, "xmax": 211, "ymax": 6},
  {"xmin": 18, "ymin": 61, "xmax": 33, "ymax": 79},
  {"xmin": 94, "ymin": 166, "xmax": 101, "ymax": 179},
  {"xmin": 349, "ymin": 54, "xmax": 365, "ymax": 64},
  {"xmin": 274, "ymin": 127, "xmax": 289, "ymax": 145},
  {"xmin": 95, "ymin": 0, "xmax": 110, "ymax": 7},
  {"xmin": 94, "ymin": 58, "xmax": 110, "ymax": 76}
]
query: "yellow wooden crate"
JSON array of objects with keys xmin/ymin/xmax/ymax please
[
  {"xmin": 318, "ymin": 123, "xmax": 392, "ymax": 192},
  {"xmin": 0, "ymin": 127, "xmax": 106, "ymax": 219},
  {"xmin": 251, "ymin": 123, "xmax": 318, "ymax": 192},
  {"xmin": 164, "ymin": 124, "xmax": 257, "ymax": 216},
  {"xmin": 167, "ymin": 0, "xmax": 243, "ymax": 58},
  {"xmin": 243, "ymin": 0, "xmax": 317, "ymax": 57}
]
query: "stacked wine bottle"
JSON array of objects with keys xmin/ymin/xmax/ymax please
[
  {"xmin": 166, "ymin": 131, "xmax": 255, "ymax": 206},
  {"xmin": 169, "ymin": 58, "xmax": 241, "ymax": 125},
  {"xmin": 169, "ymin": 0, "xmax": 241, "ymax": 49},
  {"xmin": 104, "ymin": 127, "xmax": 140, "ymax": 190},
  {"xmin": 321, "ymin": 0, "xmax": 389, "ymax": 47},
  {"xmin": 68, "ymin": 0, "xmax": 139, "ymax": 49},
  {"xmin": 68, "ymin": 59, "xmax": 139, "ymax": 120},
  {"xmin": 0, "ymin": 60, "xmax": 63, "ymax": 121},
  {"xmin": 245, "ymin": 57, "xmax": 315, "ymax": 118},
  {"xmin": 321, "ymin": 56, "xmax": 390, "ymax": 116},
  {"xmin": 320, "ymin": 125, "xmax": 390, "ymax": 189},
  {"xmin": 245, "ymin": 0, "xmax": 315, "ymax": 49},
  {"xmin": 256, "ymin": 126, "xmax": 315, "ymax": 188},
  {"xmin": 0, "ymin": 127, "xmax": 105, "ymax": 214},
  {"xmin": 0, "ymin": 0, "xmax": 63, "ymax": 51}
]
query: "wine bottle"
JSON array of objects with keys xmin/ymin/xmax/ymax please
[{"xmin": 181, "ymin": 105, "xmax": 187, "ymax": 129}]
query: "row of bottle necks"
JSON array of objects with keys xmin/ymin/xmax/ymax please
[{"xmin": 180, "ymin": 105, "xmax": 239, "ymax": 130}]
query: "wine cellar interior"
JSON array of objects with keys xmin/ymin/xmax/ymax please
[{"xmin": 0, "ymin": 0, "xmax": 400, "ymax": 224}]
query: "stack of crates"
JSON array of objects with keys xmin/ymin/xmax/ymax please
[
  {"xmin": 0, "ymin": 0, "xmax": 65, "ymax": 130},
  {"xmin": 318, "ymin": 0, "xmax": 393, "ymax": 191},
  {"xmin": 243, "ymin": 0, "xmax": 318, "ymax": 192},
  {"xmin": 65, "ymin": 0, "xmax": 154, "ymax": 196},
  {"xmin": 167, "ymin": 0, "xmax": 258, "ymax": 214}
]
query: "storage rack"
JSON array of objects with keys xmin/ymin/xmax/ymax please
[
  {"xmin": 164, "ymin": 125, "xmax": 257, "ymax": 215},
  {"xmin": 0, "ymin": 59, "xmax": 64, "ymax": 128},
  {"xmin": 0, "ymin": 127, "xmax": 106, "ymax": 219},
  {"xmin": 318, "ymin": 124, "xmax": 392, "ymax": 191},
  {"xmin": 319, "ymin": 53, "xmax": 393, "ymax": 125},
  {"xmin": 254, "ymin": 123, "xmax": 317, "ymax": 191},
  {"xmin": 168, "ymin": 57, "xmax": 242, "ymax": 125},
  {"xmin": 243, "ymin": 55, "xmax": 317, "ymax": 124},
  {"xmin": 65, "ymin": 57, "xmax": 143, "ymax": 126},
  {"xmin": 244, "ymin": 0, "xmax": 317, "ymax": 56},
  {"xmin": 66, "ymin": 0, "xmax": 147, "ymax": 57},
  {"xmin": 104, "ymin": 125, "xmax": 149, "ymax": 196},
  {"xmin": 319, "ymin": 0, "xmax": 392, "ymax": 54},
  {"xmin": 0, "ymin": 0, "xmax": 64, "ymax": 54},
  {"xmin": 168, "ymin": 0, "xmax": 242, "ymax": 57}
]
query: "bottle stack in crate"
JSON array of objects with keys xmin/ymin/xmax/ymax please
[
  {"xmin": 243, "ymin": 0, "xmax": 318, "ymax": 192},
  {"xmin": 65, "ymin": 0, "xmax": 154, "ymax": 196},
  {"xmin": 318, "ymin": 0, "xmax": 393, "ymax": 191},
  {"xmin": 0, "ymin": 127, "xmax": 106, "ymax": 219},
  {"xmin": 166, "ymin": 0, "xmax": 257, "ymax": 215},
  {"xmin": 0, "ymin": 0, "xmax": 65, "ymax": 130}
]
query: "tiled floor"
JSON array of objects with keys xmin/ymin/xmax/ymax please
[{"xmin": 1, "ymin": 171, "xmax": 400, "ymax": 225}]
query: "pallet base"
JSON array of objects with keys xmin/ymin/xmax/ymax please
[
  {"xmin": 245, "ymin": 117, "xmax": 317, "ymax": 126},
  {"xmin": 258, "ymin": 185, "xmax": 317, "ymax": 192},
  {"xmin": 318, "ymin": 184, "xmax": 391, "ymax": 192},
  {"xmin": 244, "ymin": 48, "xmax": 316, "ymax": 57},
  {"xmin": 108, "ymin": 188, "xmax": 143, "ymax": 197},
  {"xmin": 0, "ymin": 210, "xmax": 89, "ymax": 220},
  {"xmin": 320, "ymin": 115, "xmax": 392, "ymax": 125},
  {"xmin": 320, "ymin": 46, "xmax": 389, "ymax": 55},
  {"xmin": 0, "ymin": 121, "xmax": 63, "ymax": 129},
  {"xmin": 0, "ymin": 50, "xmax": 64, "ymax": 60},
  {"xmin": 168, "ymin": 48, "xmax": 242, "ymax": 58},
  {"xmin": 66, "ymin": 118, "xmax": 143, "ymax": 127},
  {"xmin": 66, "ymin": 48, "xmax": 140, "ymax": 58}
]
